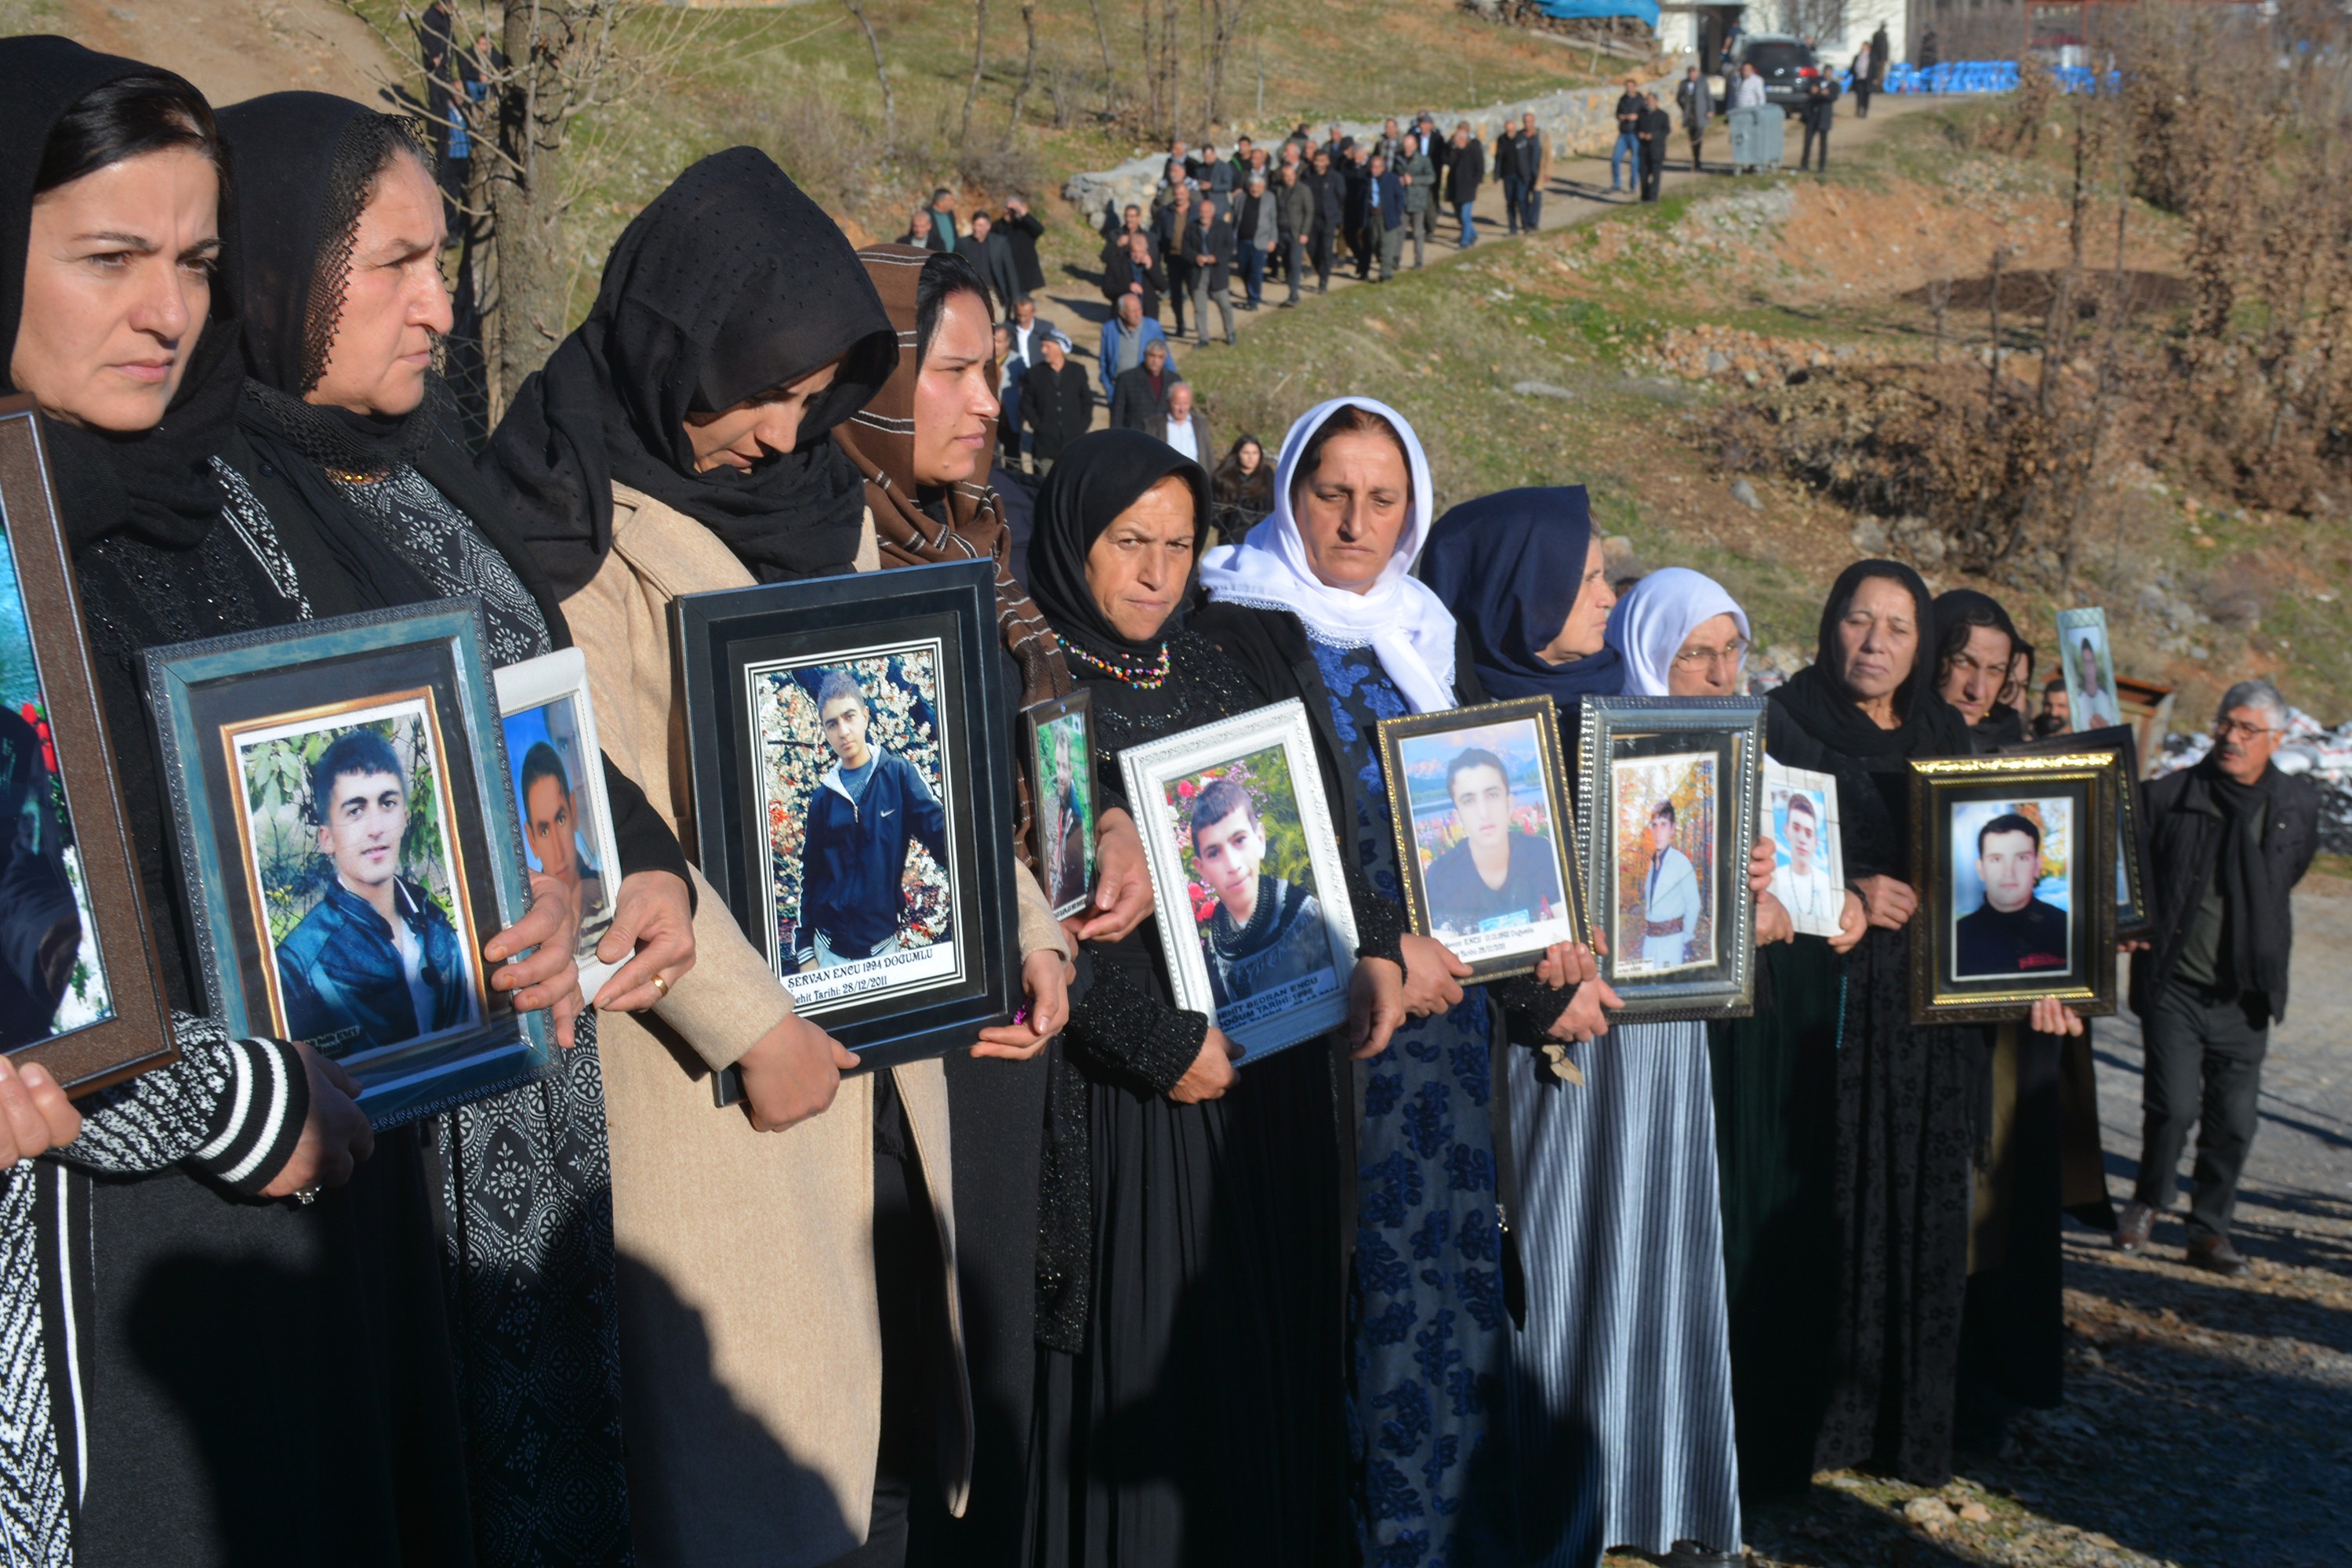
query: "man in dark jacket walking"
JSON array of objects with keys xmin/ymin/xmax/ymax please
[
  {"xmin": 2115, "ymin": 680, "xmax": 2319, "ymax": 1276},
  {"xmin": 999, "ymin": 194, "xmax": 1047, "ymax": 296},
  {"xmin": 1276, "ymin": 162, "xmax": 1315, "ymax": 306},
  {"xmin": 1232, "ymin": 169, "xmax": 1278, "ymax": 310},
  {"xmin": 1305, "ymin": 149, "xmax": 1345, "ymax": 293},
  {"xmin": 1366, "ymin": 152, "xmax": 1406, "ymax": 280},
  {"xmin": 1102, "ymin": 230, "xmax": 1167, "ymax": 323},
  {"xmin": 1637, "ymin": 92, "xmax": 1672, "ymax": 201},
  {"xmin": 1109, "ymin": 339, "xmax": 1181, "ymax": 430},
  {"xmin": 1445, "ymin": 122, "xmax": 1484, "ymax": 247},
  {"xmin": 793, "ymin": 671, "xmax": 949, "ymax": 972},
  {"xmin": 1341, "ymin": 143, "xmax": 1376, "ymax": 279},
  {"xmin": 1154, "ymin": 184, "xmax": 1197, "ymax": 336},
  {"xmin": 1021, "ymin": 334, "xmax": 1092, "ymax": 475},
  {"xmin": 1184, "ymin": 198, "xmax": 1236, "ymax": 347},
  {"xmin": 957, "ymin": 212, "xmax": 1022, "ymax": 315},
  {"xmin": 1800, "ymin": 74, "xmax": 1839, "ymax": 172}
]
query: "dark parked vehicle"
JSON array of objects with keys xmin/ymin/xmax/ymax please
[{"xmin": 1730, "ymin": 34, "xmax": 1821, "ymax": 113}]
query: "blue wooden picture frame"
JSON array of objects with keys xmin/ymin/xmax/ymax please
[{"xmin": 144, "ymin": 599, "xmax": 552, "ymax": 1127}]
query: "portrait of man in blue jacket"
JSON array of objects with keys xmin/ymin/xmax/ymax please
[
  {"xmin": 793, "ymin": 670, "xmax": 950, "ymax": 971},
  {"xmin": 274, "ymin": 727, "xmax": 476, "ymax": 1054}
]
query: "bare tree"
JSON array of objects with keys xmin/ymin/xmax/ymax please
[
  {"xmin": 844, "ymin": 0, "xmax": 895, "ymax": 151},
  {"xmin": 1202, "ymin": 0, "xmax": 1254, "ymax": 129},
  {"xmin": 1086, "ymin": 0, "xmax": 1119, "ymax": 118},
  {"xmin": 961, "ymin": 0, "xmax": 990, "ymax": 145},
  {"xmin": 1007, "ymin": 0, "xmax": 1040, "ymax": 141},
  {"xmin": 354, "ymin": 1, "xmax": 692, "ymax": 421}
]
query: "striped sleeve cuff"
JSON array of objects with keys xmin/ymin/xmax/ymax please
[{"xmin": 185, "ymin": 1038, "xmax": 310, "ymax": 1196}]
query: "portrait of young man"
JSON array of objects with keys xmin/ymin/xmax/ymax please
[
  {"xmin": 1189, "ymin": 776, "xmax": 1330, "ymax": 1007},
  {"xmin": 1636, "ymin": 799, "xmax": 1704, "ymax": 970},
  {"xmin": 520, "ymin": 740, "xmax": 607, "ymax": 955},
  {"xmin": 2071, "ymin": 634, "xmax": 2123, "ymax": 730},
  {"xmin": 1044, "ymin": 720, "xmax": 1089, "ymax": 912},
  {"xmin": 1766, "ymin": 790, "xmax": 1840, "ymax": 930},
  {"xmin": 1955, "ymin": 810, "xmax": 2071, "ymax": 978},
  {"xmin": 1422, "ymin": 746, "xmax": 1563, "ymax": 935},
  {"xmin": 275, "ymin": 728, "xmax": 475, "ymax": 1051},
  {"xmin": 793, "ymin": 670, "xmax": 949, "ymax": 971}
]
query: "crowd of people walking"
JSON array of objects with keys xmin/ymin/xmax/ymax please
[{"xmin": 0, "ymin": 30, "xmax": 2320, "ymax": 1568}]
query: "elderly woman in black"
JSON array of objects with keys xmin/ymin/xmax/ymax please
[
  {"xmin": 196, "ymin": 93, "xmax": 699, "ymax": 1564},
  {"xmin": 1022, "ymin": 429, "xmax": 1384, "ymax": 1566}
]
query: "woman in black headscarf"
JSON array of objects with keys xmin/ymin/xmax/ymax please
[
  {"xmin": 202, "ymin": 90, "xmax": 702, "ymax": 1566},
  {"xmin": 481, "ymin": 148, "xmax": 1075, "ymax": 1568},
  {"xmin": 1767, "ymin": 560, "xmax": 1985, "ymax": 1486},
  {"xmin": 2, "ymin": 42, "xmax": 466, "ymax": 1564},
  {"xmin": 1022, "ymin": 429, "xmax": 1355, "ymax": 1567},
  {"xmin": 1932, "ymin": 589, "xmax": 2027, "ymax": 753}
]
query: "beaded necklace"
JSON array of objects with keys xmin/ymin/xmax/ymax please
[{"xmin": 1064, "ymin": 639, "xmax": 1173, "ymax": 690}]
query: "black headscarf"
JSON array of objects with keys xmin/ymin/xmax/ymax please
[
  {"xmin": 1933, "ymin": 587, "xmax": 2027, "ymax": 750},
  {"xmin": 482, "ymin": 147, "xmax": 898, "ymax": 593},
  {"xmin": 0, "ymin": 36, "xmax": 243, "ymax": 552},
  {"xmin": 1418, "ymin": 485, "xmax": 1625, "ymax": 707},
  {"xmin": 214, "ymin": 93, "xmax": 444, "ymax": 605},
  {"xmin": 1025, "ymin": 428, "xmax": 1209, "ymax": 672},
  {"xmin": 1770, "ymin": 558, "xmax": 1969, "ymax": 763}
]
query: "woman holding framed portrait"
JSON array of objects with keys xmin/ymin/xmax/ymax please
[
  {"xmin": 1614, "ymin": 567, "xmax": 1868, "ymax": 1509},
  {"xmin": 1424, "ymin": 507, "xmax": 1745, "ymax": 1565},
  {"xmin": 1022, "ymin": 428, "xmax": 1371, "ymax": 1565},
  {"xmin": 485, "ymin": 160, "xmax": 1075, "ymax": 1568},
  {"xmin": 1192, "ymin": 397, "xmax": 1504, "ymax": 1567},
  {"xmin": 1766, "ymin": 561, "xmax": 2078, "ymax": 1489}
]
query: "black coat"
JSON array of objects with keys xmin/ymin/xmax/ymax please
[
  {"xmin": 2129, "ymin": 763, "xmax": 2318, "ymax": 1021},
  {"xmin": 1444, "ymin": 139, "xmax": 1484, "ymax": 203},
  {"xmin": 958, "ymin": 229, "xmax": 1022, "ymax": 313},
  {"xmin": 1000, "ymin": 208, "xmax": 1047, "ymax": 292},
  {"xmin": 1022, "ymin": 358, "xmax": 1094, "ymax": 461},
  {"xmin": 1183, "ymin": 211, "xmax": 1236, "ymax": 289},
  {"xmin": 1101, "ymin": 247, "xmax": 1166, "ymax": 320},
  {"xmin": 1802, "ymin": 82, "xmax": 1841, "ymax": 131},
  {"xmin": 1305, "ymin": 165, "xmax": 1345, "ymax": 227},
  {"xmin": 1109, "ymin": 365, "xmax": 1181, "ymax": 431}
]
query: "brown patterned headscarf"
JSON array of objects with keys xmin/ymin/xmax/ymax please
[{"xmin": 836, "ymin": 245, "xmax": 1074, "ymax": 867}]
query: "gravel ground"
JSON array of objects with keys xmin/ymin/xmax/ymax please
[{"xmin": 1607, "ymin": 883, "xmax": 2352, "ymax": 1568}]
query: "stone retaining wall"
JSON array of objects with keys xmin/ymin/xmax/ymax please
[{"xmin": 1063, "ymin": 72, "xmax": 1680, "ymax": 222}]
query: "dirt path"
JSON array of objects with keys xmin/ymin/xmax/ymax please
[
  {"xmin": 59, "ymin": 0, "xmax": 401, "ymax": 108},
  {"xmin": 1029, "ymin": 91, "xmax": 1943, "ymax": 379}
]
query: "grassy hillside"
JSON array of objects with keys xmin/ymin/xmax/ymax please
[
  {"xmin": 343, "ymin": 0, "xmax": 1608, "ymax": 320},
  {"xmin": 1178, "ymin": 101, "xmax": 2350, "ymax": 728}
]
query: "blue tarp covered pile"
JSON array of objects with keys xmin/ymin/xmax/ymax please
[{"xmin": 1534, "ymin": 0, "xmax": 1662, "ymax": 25}]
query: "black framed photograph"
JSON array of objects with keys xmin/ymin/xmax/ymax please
[
  {"xmin": 677, "ymin": 559, "xmax": 1020, "ymax": 1069},
  {"xmin": 0, "ymin": 397, "xmax": 176, "ymax": 1094},
  {"xmin": 1374, "ymin": 696, "xmax": 1583, "ymax": 982},
  {"xmin": 495, "ymin": 648, "xmax": 628, "ymax": 994},
  {"xmin": 145, "ymin": 599, "xmax": 552, "ymax": 1127},
  {"xmin": 1024, "ymin": 688, "xmax": 1096, "ymax": 920},
  {"xmin": 1119, "ymin": 699, "xmax": 1360, "ymax": 1062},
  {"xmin": 1908, "ymin": 753, "xmax": 2120, "ymax": 1025},
  {"xmin": 2005, "ymin": 724, "xmax": 2154, "ymax": 939},
  {"xmin": 1576, "ymin": 696, "xmax": 1765, "ymax": 1020}
]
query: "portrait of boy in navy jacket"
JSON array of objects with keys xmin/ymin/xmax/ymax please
[{"xmin": 793, "ymin": 670, "xmax": 949, "ymax": 971}]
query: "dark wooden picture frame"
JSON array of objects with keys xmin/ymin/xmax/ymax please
[
  {"xmin": 1908, "ymin": 752, "xmax": 2120, "ymax": 1025},
  {"xmin": 2005, "ymin": 724, "xmax": 2154, "ymax": 939},
  {"xmin": 0, "ymin": 397, "xmax": 176, "ymax": 1094},
  {"xmin": 1374, "ymin": 695, "xmax": 1585, "ymax": 983},
  {"xmin": 676, "ymin": 560, "xmax": 1019, "ymax": 1072},
  {"xmin": 1575, "ymin": 695, "xmax": 1765, "ymax": 1021}
]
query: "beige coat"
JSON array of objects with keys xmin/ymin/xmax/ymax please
[{"xmin": 564, "ymin": 483, "xmax": 1065, "ymax": 1566}]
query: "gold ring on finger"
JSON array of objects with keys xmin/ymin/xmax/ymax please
[{"xmin": 651, "ymin": 973, "xmax": 669, "ymax": 997}]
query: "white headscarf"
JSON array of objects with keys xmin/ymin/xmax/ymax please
[
  {"xmin": 1196, "ymin": 396, "xmax": 1457, "ymax": 713},
  {"xmin": 1606, "ymin": 566, "xmax": 1750, "ymax": 697}
]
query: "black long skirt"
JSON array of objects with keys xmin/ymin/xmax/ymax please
[
  {"xmin": 1028, "ymin": 1042, "xmax": 1348, "ymax": 1568},
  {"xmin": 76, "ymin": 1129, "xmax": 475, "ymax": 1566},
  {"xmin": 1958, "ymin": 1023, "xmax": 2066, "ymax": 1421},
  {"xmin": 1708, "ymin": 937, "xmax": 1845, "ymax": 1501},
  {"xmin": 1811, "ymin": 926, "xmax": 1979, "ymax": 1487}
]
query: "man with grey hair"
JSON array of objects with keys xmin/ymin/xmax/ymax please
[{"xmin": 2115, "ymin": 677, "xmax": 2318, "ymax": 1276}]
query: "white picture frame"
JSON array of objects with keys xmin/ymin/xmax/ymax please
[
  {"xmin": 495, "ymin": 648, "xmax": 628, "ymax": 996},
  {"xmin": 1762, "ymin": 758, "xmax": 1847, "ymax": 939},
  {"xmin": 1120, "ymin": 699, "xmax": 1360, "ymax": 1063}
]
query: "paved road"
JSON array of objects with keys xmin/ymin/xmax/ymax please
[
  {"xmin": 2089, "ymin": 888, "xmax": 2352, "ymax": 1272},
  {"xmin": 1023, "ymin": 91, "xmax": 1941, "ymax": 397}
]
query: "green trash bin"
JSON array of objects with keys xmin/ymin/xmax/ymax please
[{"xmin": 1727, "ymin": 104, "xmax": 1784, "ymax": 173}]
